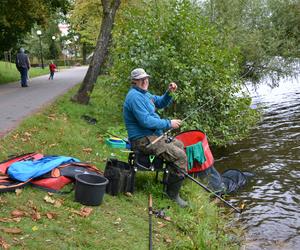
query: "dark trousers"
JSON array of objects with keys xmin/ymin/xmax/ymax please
[
  {"xmin": 131, "ymin": 135, "xmax": 187, "ymax": 176},
  {"xmin": 20, "ymin": 67, "xmax": 28, "ymax": 86},
  {"xmin": 49, "ymin": 71, "xmax": 55, "ymax": 80}
]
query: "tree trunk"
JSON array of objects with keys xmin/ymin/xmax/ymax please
[
  {"xmin": 71, "ymin": 0, "xmax": 121, "ymax": 105},
  {"xmin": 82, "ymin": 42, "xmax": 87, "ymax": 65}
]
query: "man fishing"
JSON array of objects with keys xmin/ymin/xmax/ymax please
[{"xmin": 123, "ymin": 68, "xmax": 188, "ymax": 207}]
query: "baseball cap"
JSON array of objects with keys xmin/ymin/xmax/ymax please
[{"xmin": 130, "ymin": 68, "xmax": 150, "ymax": 80}]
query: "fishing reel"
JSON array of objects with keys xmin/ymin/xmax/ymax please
[{"xmin": 165, "ymin": 135, "xmax": 174, "ymax": 144}]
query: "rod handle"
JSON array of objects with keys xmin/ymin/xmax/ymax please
[{"xmin": 148, "ymin": 194, "xmax": 152, "ymax": 210}]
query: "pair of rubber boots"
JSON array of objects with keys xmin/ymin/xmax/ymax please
[{"xmin": 166, "ymin": 172, "xmax": 188, "ymax": 208}]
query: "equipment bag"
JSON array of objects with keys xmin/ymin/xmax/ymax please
[
  {"xmin": 31, "ymin": 162, "xmax": 103, "ymax": 192},
  {"xmin": 104, "ymin": 158, "xmax": 135, "ymax": 196},
  {"xmin": 0, "ymin": 153, "xmax": 44, "ymax": 193},
  {"xmin": 7, "ymin": 156, "xmax": 80, "ymax": 182},
  {"xmin": 0, "ymin": 153, "xmax": 103, "ymax": 193}
]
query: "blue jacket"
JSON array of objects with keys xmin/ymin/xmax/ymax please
[{"xmin": 123, "ymin": 86, "xmax": 172, "ymax": 141}]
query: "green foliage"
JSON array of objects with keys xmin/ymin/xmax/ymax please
[
  {"xmin": 268, "ymin": 0, "xmax": 300, "ymax": 58},
  {"xmin": 69, "ymin": 0, "xmax": 102, "ymax": 47},
  {"xmin": 111, "ymin": 0, "xmax": 258, "ymax": 145},
  {"xmin": 203, "ymin": 0, "xmax": 300, "ymax": 85},
  {"xmin": 0, "ymin": 0, "xmax": 70, "ymax": 53},
  {"xmin": 22, "ymin": 20, "xmax": 62, "ymax": 62}
]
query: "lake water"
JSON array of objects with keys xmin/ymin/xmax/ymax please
[{"xmin": 213, "ymin": 76, "xmax": 300, "ymax": 250}]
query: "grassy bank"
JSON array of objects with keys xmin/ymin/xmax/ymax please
[
  {"xmin": 0, "ymin": 77, "xmax": 242, "ymax": 249},
  {"xmin": 0, "ymin": 61, "xmax": 49, "ymax": 84}
]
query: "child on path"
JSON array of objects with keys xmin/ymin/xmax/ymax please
[{"xmin": 49, "ymin": 61, "xmax": 57, "ymax": 80}]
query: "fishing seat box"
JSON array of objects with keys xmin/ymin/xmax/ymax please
[{"xmin": 104, "ymin": 158, "xmax": 135, "ymax": 196}]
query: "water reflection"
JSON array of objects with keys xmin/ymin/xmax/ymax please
[{"xmin": 213, "ymin": 76, "xmax": 300, "ymax": 249}]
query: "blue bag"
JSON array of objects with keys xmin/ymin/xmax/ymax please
[{"xmin": 7, "ymin": 156, "xmax": 80, "ymax": 182}]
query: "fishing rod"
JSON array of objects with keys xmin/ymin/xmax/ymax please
[
  {"xmin": 147, "ymin": 68, "xmax": 254, "ymax": 148},
  {"xmin": 171, "ymin": 164, "xmax": 242, "ymax": 213},
  {"xmin": 147, "ymin": 93, "xmax": 220, "ymax": 148},
  {"xmin": 148, "ymin": 194, "xmax": 153, "ymax": 250}
]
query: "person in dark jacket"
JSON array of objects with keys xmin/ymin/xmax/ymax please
[
  {"xmin": 16, "ymin": 48, "xmax": 31, "ymax": 87},
  {"xmin": 123, "ymin": 68, "xmax": 188, "ymax": 207}
]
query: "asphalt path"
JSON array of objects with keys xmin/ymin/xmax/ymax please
[{"xmin": 0, "ymin": 66, "xmax": 88, "ymax": 137}]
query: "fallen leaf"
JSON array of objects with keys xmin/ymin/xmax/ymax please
[
  {"xmin": 15, "ymin": 189, "xmax": 22, "ymax": 196},
  {"xmin": 32, "ymin": 226, "xmax": 38, "ymax": 232},
  {"xmin": 80, "ymin": 207, "xmax": 93, "ymax": 217},
  {"xmin": 82, "ymin": 148, "xmax": 93, "ymax": 154},
  {"xmin": 1, "ymin": 227, "xmax": 22, "ymax": 234},
  {"xmin": 113, "ymin": 217, "xmax": 122, "ymax": 225},
  {"xmin": 0, "ymin": 216, "xmax": 22, "ymax": 223},
  {"xmin": 163, "ymin": 216, "xmax": 172, "ymax": 222},
  {"xmin": 12, "ymin": 237, "xmax": 21, "ymax": 244},
  {"xmin": 11, "ymin": 210, "xmax": 25, "ymax": 218},
  {"xmin": 0, "ymin": 218, "xmax": 12, "ymax": 223},
  {"xmin": 26, "ymin": 200, "xmax": 35, "ymax": 209},
  {"xmin": 72, "ymin": 207, "xmax": 93, "ymax": 218},
  {"xmin": 53, "ymin": 200, "xmax": 62, "ymax": 208},
  {"xmin": 12, "ymin": 133, "xmax": 19, "ymax": 139},
  {"xmin": 19, "ymin": 234, "xmax": 30, "ymax": 240},
  {"xmin": 31, "ymin": 212, "xmax": 41, "ymax": 221},
  {"xmin": 157, "ymin": 221, "xmax": 167, "ymax": 228},
  {"xmin": 164, "ymin": 237, "xmax": 172, "ymax": 243},
  {"xmin": 47, "ymin": 114, "xmax": 57, "ymax": 121},
  {"xmin": 46, "ymin": 212, "xmax": 57, "ymax": 220},
  {"xmin": 44, "ymin": 195, "xmax": 55, "ymax": 204},
  {"xmin": 12, "ymin": 218, "xmax": 22, "ymax": 223},
  {"xmin": 0, "ymin": 237, "xmax": 10, "ymax": 249},
  {"xmin": 24, "ymin": 132, "xmax": 31, "ymax": 137},
  {"xmin": 124, "ymin": 192, "xmax": 133, "ymax": 197}
]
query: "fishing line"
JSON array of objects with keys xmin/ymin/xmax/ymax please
[{"xmin": 147, "ymin": 90, "xmax": 225, "ymax": 147}]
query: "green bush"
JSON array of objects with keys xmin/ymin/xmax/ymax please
[{"xmin": 111, "ymin": 0, "xmax": 259, "ymax": 145}]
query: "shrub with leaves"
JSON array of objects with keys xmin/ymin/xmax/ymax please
[{"xmin": 111, "ymin": 0, "xmax": 259, "ymax": 145}]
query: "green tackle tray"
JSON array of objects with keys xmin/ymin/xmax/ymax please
[{"xmin": 105, "ymin": 138, "xmax": 127, "ymax": 148}]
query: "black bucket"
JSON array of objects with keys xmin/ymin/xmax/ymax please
[{"xmin": 75, "ymin": 174, "xmax": 109, "ymax": 206}]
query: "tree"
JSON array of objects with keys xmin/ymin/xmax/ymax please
[
  {"xmin": 69, "ymin": 0, "xmax": 102, "ymax": 63},
  {"xmin": 71, "ymin": 0, "xmax": 121, "ymax": 105},
  {"xmin": 0, "ymin": 0, "xmax": 69, "ymax": 55},
  {"xmin": 69, "ymin": 0, "xmax": 102, "ymax": 48},
  {"xmin": 110, "ymin": 0, "xmax": 258, "ymax": 145},
  {"xmin": 202, "ymin": 0, "xmax": 300, "ymax": 85}
]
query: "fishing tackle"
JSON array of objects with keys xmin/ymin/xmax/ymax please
[
  {"xmin": 148, "ymin": 194, "xmax": 153, "ymax": 250},
  {"xmin": 171, "ymin": 164, "xmax": 242, "ymax": 213}
]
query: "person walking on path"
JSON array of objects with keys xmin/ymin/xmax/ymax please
[
  {"xmin": 48, "ymin": 61, "xmax": 57, "ymax": 80},
  {"xmin": 16, "ymin": 48, "xmax": 31, "ymax": 87},
  {"xmin": 123, "ymin": 68, "xmax": 188, "ymax": 207}
]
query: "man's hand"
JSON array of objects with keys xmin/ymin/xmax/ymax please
[
  {"xmin": 168, "ymin": 82, "xmax": 177, "ymax": 92},
  {"xmin": 170, "ymin": 119, "xmax": 182, "ymax": 129}
]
